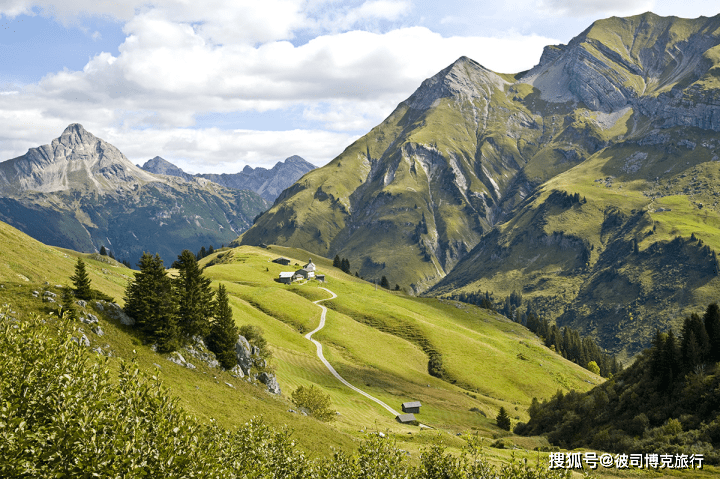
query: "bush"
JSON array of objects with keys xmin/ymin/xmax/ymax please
[{"xmin": 291, "ymin": 385, "xmax": 335, "ymax": 421}]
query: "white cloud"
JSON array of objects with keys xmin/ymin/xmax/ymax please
[
  {"xmin": 538, "ymin": 0, "xmax": 656, "ymax": 17},
  {"xmin": 0, "ymin": 0, "xmax": 559, "ymax": 172}
]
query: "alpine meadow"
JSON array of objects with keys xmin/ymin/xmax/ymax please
[{"xmin": 2, "ymin": 7, "xmax": 720, "ymax": 478}]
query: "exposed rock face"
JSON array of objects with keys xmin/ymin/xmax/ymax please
[
  {"xmin": 141, "ymin": 155, "xmax": 316, "ymax": 202},
  {"xmin": 0, "ymin": 125, "xmax": 268, "ymax": 262},
  {"xmin": 235, "ymin": 335, "xmax": 253, "ymax": 374},
  {"xmin": 258, "ymin": 372, "xmax": 281, "ymax": 395},
  {"xmin": 0, "ymin": 124, "xmax": 157, "ymax": 195}
]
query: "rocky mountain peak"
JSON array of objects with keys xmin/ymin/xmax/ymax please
[
  {"xmin": 58, "ymin": 123, "xmax": 97, "ymax": 148},
  {"xmin": 404, "ymin": 56, "xmax": 508, "ymax": 110},
  {"xmin": 0, "ymin": 124, "xmax": 159, "ymax": 195}
]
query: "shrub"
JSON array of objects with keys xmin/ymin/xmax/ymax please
[{"xmin": 291, "ymin": 385, "xmax": 335, "ymax": 421}]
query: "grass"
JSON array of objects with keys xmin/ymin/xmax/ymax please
[{"xmin": 4, "ymin": 219, "xmax": 719, "ymax": 475}]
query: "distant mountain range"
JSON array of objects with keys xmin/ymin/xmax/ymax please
[
  {"xmin": 0, "ymin": 124, "xmax": 269, "ymax": 262},
  {"xmin": 240, "ymin": 12, "xmax": 720, "ymax": 360},
  {"xmin": 140, "ymin": 155, "xmax": 316, "ymax": 202}
]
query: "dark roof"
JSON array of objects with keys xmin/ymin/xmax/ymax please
[
  {"xmin": 402, "ymin": 401, "xmax": 422, "ymax": 408},
  {"xmin": 396, "ymin": 413, "xmax": 417, "ymax": 423}
]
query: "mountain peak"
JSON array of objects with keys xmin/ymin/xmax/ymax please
[
  {"xmin": 59, "ymin": 123, "xmax": 96, "ymax": 146},
  {"xmin": 0, "ymin": 125, "xmax": 158, "ymax": 195},
  {"xmin": 403, "ymin": 56, "xmax": 508, "ymax": 110}
]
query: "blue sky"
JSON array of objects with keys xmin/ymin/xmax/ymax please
[{"xmin": 0, "ymin": 0, "xmax": 718, "ymax": 172}]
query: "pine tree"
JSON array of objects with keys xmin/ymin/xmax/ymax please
[
  {"xmin": 60, "ymin": 286, "xmax": 78, "ymax": 321},
  {"xmin": 99, "ymin": 246, "xmax": 107, "ymax": 256},
  {"xmin": 124, "ymin": 253, "xmax": 178, "ymax": 352},
  {"xmin": 333, "ymin": 255, "xmax": 341, "ymax": 268},
  {"xmin": 206, "ymin": 284, "xmax": 238, "ymax": 369},
  {"xmin": 174, "ymin": 249, "xmax": 215, "ymax": 339},
  {"xmin": 496, "ymin": 407, "xmax": 511, "ymax": 431},
  {"xmin": 340, "ymin": 258, "xmax": 350, "ymax": 274},
  {"xmin": 703, "ymin": 302, "xmax": 720, "ymax": 362},
  {"xmin": 70, "ymin": 258, "xmax": 93, "ymax": 301},
  {"xmin": 380, "ymin": 275, "xmax": 389, "ymax": 289}
]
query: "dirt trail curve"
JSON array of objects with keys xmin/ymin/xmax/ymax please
[{"xmin": 305, "ymin": 287, "xmax": 400, "ymax": 417}]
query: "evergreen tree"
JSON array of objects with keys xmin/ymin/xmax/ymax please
[
  {"xmin": 340, "ymin": 258, "xmax": 350, "ymax": 274},
  {"xmin": 174, "ymin": 249, "xmax": 215, "ymax": 339},
  {"xmin": 70, "ymin": 258, "xmax": 93, "ymax": 301},
  {"xmin": 380, "ymin": 275, "xmax": 390, "ymax": 289},
  {"xmin": 108, "ymin": 250, "xmax": 115, "ymax": 260},
  {"xmin": 124, "ymin": 253, "xmax": 178, "ymax": 352},
  {"xmin": 60, "ymin": 286, "xmax": 78, "ymax": 321},
  {"xmin": 206, "ymin": 284, "xmax": 238, "ymax": 369},
  {"xmin": 496, "ymin": 407, "xmax": 511, "ymax": 431},
  {"xmin": 333, "ymin": 255, "xmax": 341, "ymax": 268},
  {"xmin": 99, "ymin": 246, "xmax": 107, "ymax": 256},
  {"xmin": 703, "ymin": 302, "xmax": 720, "ymax": 362}
]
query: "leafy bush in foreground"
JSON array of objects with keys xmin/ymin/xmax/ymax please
[{"xmin": 0, "ymin": 305, "xmax": 571, "ymax": 478}]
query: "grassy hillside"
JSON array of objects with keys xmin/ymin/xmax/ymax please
[{"xmin": 0, "ymin": 218, "xmax": 607, "ymax": 464}]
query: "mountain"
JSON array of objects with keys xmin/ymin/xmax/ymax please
[
  {"xmin": 0, "ymin": 124, "xmax": 269, "ymax": 262},
  {"xmin": 241, "ymin": 12, "xmax": 720, "ymax": 359},
  {"xmin": 140, "ymin": 155, "xmax": 316, "ymax": 202},
  {"xmin": 141, "ymin": 156, "xmax": 194, "ymax": 181}
]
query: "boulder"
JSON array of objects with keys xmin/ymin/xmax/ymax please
[
  {"xmin": 235, "ymin": 336, "xmax": 253, "ymax": 374},
  {"xmin": 105, "ymin": 303, "xmax": 134, "ymax": 326},
  {"xmin": 259, "ymin": 372, "xmax": 281, "ymax": 395},
  {"xmin": 80, "ymin": 314, "xmax": 99, "ymax": 325},
  {"xmin": 168, "ymin": 352, "xmax": 187, "ymax": 366},
  {"xmin": 92, "ymin": 325, "xmax": 104, "ymax": 336},
  {"xmin": 229, "ymin": 365, "xmax": 245, "ymax": 378}
]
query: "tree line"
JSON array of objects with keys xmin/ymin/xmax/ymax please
[
  {"xmin": 516, "ymin": 302, "xmax": 720, "ymax": 464},
  {"xmin": 450, "ymin": 290, "xmax": 622, "ymax": 377}
]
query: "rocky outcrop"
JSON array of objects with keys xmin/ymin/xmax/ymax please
[
  {"xmin": 233, "ymin": 335, "xmax": 279, "ymax": 394},
  {"xmin": 258, "ymin": 372, "xmax": 281, "ymax": 395}
]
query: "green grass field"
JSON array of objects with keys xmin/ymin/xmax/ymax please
[{"xmin": 6, "ymin": 220, "xmax": 695, "ymax": 474}]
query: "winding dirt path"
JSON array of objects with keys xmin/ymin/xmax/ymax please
[{"xmin": 305, "ymin": 287, "xmax": 400, "ymax": 417}]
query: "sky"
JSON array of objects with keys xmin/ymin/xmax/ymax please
[{"xmin": 0, "ymin": 0, "xmax": 718, "ymax": 173}]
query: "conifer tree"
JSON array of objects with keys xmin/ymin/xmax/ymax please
[
  {"xmin": 333, "ymin": 255, "xmax": 341, "ymax": 268},
  {"xmin": 496, "ymin": 407, "xmax": 511, "ymax": 431},
  {"xmin": 99, "ymin": 246, "xmax": 107, "ymax": 256},
  {"xmin": 206, "ymin": 284, "xmax": 238, "ymax": 369},
  {"xmin": 60, "ymin": 286, "xmax": 78, "ymax": 321},
  {"xmin": 70, "ymin": 258, "xmax": 93, "ymax": 301},
  {"xmin": 124, "ymin": 253, "xmax": 178, "ymax": 352},
  {"xmin": 340, "ymin": 258, "xmax": 350, "ymax": 274},
  {"xmin": 174, "ymin": 249, "xmax": 215, "ymax": 339},
  {"xmin": 703, "ymin": 302, "xmax": 720, "ymax": 362},
  {"xmin": 380, "ymin": 275, "xmax": 389, "ymax": 289}
]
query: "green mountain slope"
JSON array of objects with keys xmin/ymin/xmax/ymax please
[
  {"xmin": 0, "ymin": 218, "xmax": 600, "ymax": 460},
  {"xmin": 242, "ymin": 12, "xmax": 720, "ymax": 359},
  {"xmin": 0, "ymin": 124, "xmax": 269, "ymax": 262}
]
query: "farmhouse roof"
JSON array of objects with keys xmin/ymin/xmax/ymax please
[
  {"xmin": 402, "ymin": 401, "xmax": 422, "ymax": 408},
  {"xmin": 396, "ymin": 413, "xmax": 417, "ymax": 423}
]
